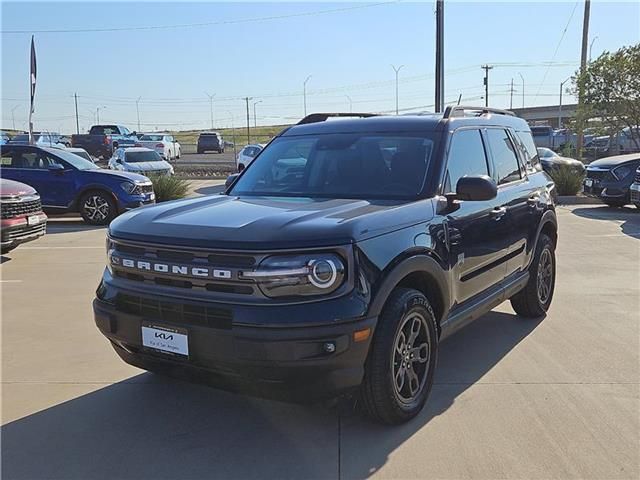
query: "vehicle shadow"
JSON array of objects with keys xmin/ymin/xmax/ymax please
[
  {"xmin": 1, "ymin": 311, "xmax": 541, "ymax": 480},
  {"xmin": 571, "ymin": 205, "xmax": 640, "ymax": 240},
  {"xmin": 45, "ymin": 217, "xmax": 107, "ymax": 235},
  {"xmin": 194, "ymin": 184, "xmax": 226, "ymax": 196},
  {"xmin": 0, "ymin": 255, "xmax": 11, "ymax": 264}
]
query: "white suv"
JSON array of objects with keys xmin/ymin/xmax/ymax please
[{"xmin": 236, "ymin": 144, "xmax": 264, "ymax": 171}]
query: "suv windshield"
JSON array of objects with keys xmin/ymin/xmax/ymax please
[
  {"xmin": 140, "ymin": 135, "xmax": 164, "ymax": 141},
  {"xmin": 230, "ymin": 133, "xmax": 435, "ymax": 199},
  {"xmin": 49, "ymin": 148, "xmax": 99, "ymax": 170},
  {"xmin": 125, "ymin": 150, "xmax": 162, "ymax": 163}
]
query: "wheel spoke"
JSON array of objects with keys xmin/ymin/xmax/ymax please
[
  {"xmin": 406, "ymin": 367, "xmax": 420, "ymax": 397},
  {"xmin": 395, "ymin": 364, "xmax": 405, "ymax": 391},
  {"xmin": 407, "ymin": 316, "xmax": 421, "ymax": 345}
]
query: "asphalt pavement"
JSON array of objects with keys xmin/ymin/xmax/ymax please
[{"xmin": 1, "ymin": 204, "xmax": 638, "ymax": 479}]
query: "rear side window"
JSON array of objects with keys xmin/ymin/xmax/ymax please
[
  {"xmin": 444, "ymin": 129, "xmax": 489, "ymax": 193},
  {"xmin": 515, "ymin": 130, "xmax": 541, "ymax": 172},
  {"xmin": 486, "ymin": 129, "xmax": 522, "ymax": 185}
]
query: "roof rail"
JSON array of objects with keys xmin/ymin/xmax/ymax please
[
  {"xmin": 297, "ymin": 112, "xmax": 378, "ymax": 125},
  {"xmin": 443, "ymin": 105, "xmax": 516, "ymax": 119}
]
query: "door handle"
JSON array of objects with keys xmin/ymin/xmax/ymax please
[{"xmin": 490, "ymin": 206, "xmax": 507, "ymax": 220}]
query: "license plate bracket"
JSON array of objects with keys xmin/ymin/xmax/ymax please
[
  {"xmin": 141, "ymin": 323, "xmax": 189, "ymax": 357},
  {"xmin": 27, "ymin": 215, "xmax": 41, "ymax": 226}
]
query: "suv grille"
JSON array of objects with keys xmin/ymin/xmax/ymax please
[
  {"xmin": 634, "ymin": 170, "xmax": 640, "ymax": 183},
  {"xmin": 585, "ymin": 170, "xmax": 611, "ymax": 181},
  {"xmin": 1, "ymin": 198, "xmax": 42, "ymax": 219},
  {"xmin": 115, "ymin": 293, "xmax": 233, "ymax": 329}
]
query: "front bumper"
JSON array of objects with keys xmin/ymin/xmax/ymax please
[
  {"xmin": 630, "ymin": 183, "xmax": 640, "ymax": 204},
  {"xmin": 583, "ymin": 177, "xmax": 630, "ymax": 201},
  {"xmin": 119, "ymin": 193, "xmax": 156, "ymax": 211},
  {"xmin": 1, "ymin": 213, "xmax": 47, "ymax": 248},
  {"xmin": 93, "ymin": 290, "xmax": 375, "ymax": 402}
]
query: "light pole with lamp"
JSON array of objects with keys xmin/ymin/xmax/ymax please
[
  {"xmin": 518, "ymin": 72, "xmax": 525, "ymax": 108},
  {"xmin": 391, "ymin": 64, "xmax": 404, "ymax": 115},
  {"xmin": 253, "ymin": 100, "xmax": 262, "ymax": 128},
  {"xmin": 303, "ymin": 75, "xmax": 312, "ymax": 116},
  {"xmin": 558, "ymin": 76, "xmax": 571, "ymax": 128},
  {"xmin": 346, "ymin": 95, "xmax": 353, "ymax": 113}
]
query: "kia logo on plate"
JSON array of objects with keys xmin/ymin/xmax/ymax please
[{"xmin": 155, "ymin": 332, "xmax": 174, "ymax": 341}]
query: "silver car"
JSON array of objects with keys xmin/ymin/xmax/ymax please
[{"xmin": 108, "ymin": 147, "xmax": 174, "ymax": 176}]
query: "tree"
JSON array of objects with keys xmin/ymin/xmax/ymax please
[{"xmin": 572, "ymin": 43, "xmax": 640, "ymax": 152}]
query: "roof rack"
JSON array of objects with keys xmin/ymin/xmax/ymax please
[
  {"xmin": 297, "ymin": 112, "xmax": 378, "ymax": 125},
  {"xmin": 443, "ymin": 105, "xmax": 516, "ymax": 119}
]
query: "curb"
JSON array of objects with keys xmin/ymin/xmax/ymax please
[{"xmin": 556, "ymin": 195, "xmax": 602, "ymax": 205}]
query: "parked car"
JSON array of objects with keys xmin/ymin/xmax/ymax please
[
  {"xmin": 630, "ymin": 166, "xmax": 640, "ymax": 209},
  {"xmin": 536, "ymin": 147, "xmax": 585, "ymax": 175},
  {"xmin": 64, "ymin": 147, "xmax": 94, "ymax": 163},
  {"xmin": 530, "ymin": 125, "xmax": 555, "ymax": 149},
  {"xmin": 94, "ymin": 107, "xmax": 558, "ymax": 424},
  {"xmin": 197, "ymin": 132, "xmax": 224, "ymax": 154},
  {"xmin": 0, "ymin": 145, "xmax": 155, "ymax": 225},
  {"xmin": 138, "ymin": 134, "xmax": 181, "ymax": 160},
  {"xmin": 71, "ymin": 125, "xmax": 140, "ymax": 160},
  {"xmin": 8, "ymin": 132, "xmax": 66, "ymax": 148},
  {"xmin": 56, "ymin": 134, "xmax": 72, "ymax": 147},
  {"xmin": 0, "ymin": 178, "xmax": 47, "ymax": 254},
  {"xmin": 108, "ymin": 147, "xmax": 174, "ymax": 176},
  {"xmin": 583, "ymin": 153, "xmax": 640, "ymax": 207},
  {"xmin": 0, "ymin": 132, "xmax": 10, "ymax": 145},
  {"xmin": 236, "ymin": 144, "xmax": 264, "ymax": 171},
  {"xmin": 585, "ymin": 127, "xmax": 640, "ymax": 159}
]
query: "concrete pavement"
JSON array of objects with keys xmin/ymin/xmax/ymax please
[{"xmin": 1, "ymin": 205, "xmax": 638, "ymax": 479}]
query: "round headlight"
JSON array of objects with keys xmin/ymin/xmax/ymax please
[{"xmin": 308, "ymin": 259, "xmax": 338, "ymax": 289}]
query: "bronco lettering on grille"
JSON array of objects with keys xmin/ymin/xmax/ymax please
[{"xmin": 112, "ymin": 256, "xmax": 233, "ymax": 280}]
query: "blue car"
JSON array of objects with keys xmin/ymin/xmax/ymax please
[{"xmin": 0, "ymin": 145, "xmax": 155, "ymax": 225}]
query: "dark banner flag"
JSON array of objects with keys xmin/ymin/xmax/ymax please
[{"xmin": 28, "ymin": 35, "xmax": 36, "ymax": 144}]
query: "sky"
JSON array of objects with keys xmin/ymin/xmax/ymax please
[{"xmin": 1, "ymin": 0, "xmax": 639, "ymax": 133}]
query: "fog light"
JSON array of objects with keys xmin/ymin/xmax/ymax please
[{"xmin": 323, "ymin": 342, "xmax": 336, "ymax": 354}]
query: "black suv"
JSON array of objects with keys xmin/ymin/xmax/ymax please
[
  {"xmin": 94, "ymin": 108, "xmax": 558, "ymax": 424},
  {"xmin": 197, "ymin": 132, "xmax": 224, "ymax": 154}
]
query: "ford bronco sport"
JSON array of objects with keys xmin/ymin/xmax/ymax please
[{"xmin": 94, "ymin": 107, "xmax": 558, "ymax": 424}]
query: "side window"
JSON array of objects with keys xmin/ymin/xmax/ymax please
[
  {"xmin": 486, "ymin": 128, "xmax": 522, "ymax": 185},
  {"xmin": 444, "ymin": 129, "xmax": 489, "ymax": 193},
  {"xmin": 3, "ymin": 151, "xmax": 40, "ymax": 169},
  {"xmin": 515, "ymin": 131, "xmax": 541, "ymax": 173}
]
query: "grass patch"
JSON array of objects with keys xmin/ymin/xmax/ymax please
[
  {"xmin": 171, "ymin": 125, "xmax": 288, "ymax": 148},
  {"xmin": 149, "ymin": 174, "xmax": 191, "ymax": 202},
  {"xmin": 548, "ymin": 164, "xmax": 585, "ymax": 196}
]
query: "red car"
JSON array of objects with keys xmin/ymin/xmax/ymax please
[{"xmin": 1, "ymin": 178, "xmax": 47, "ymax": 254}]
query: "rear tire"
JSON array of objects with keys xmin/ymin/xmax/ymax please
[
  {"xmin": 79, "ymin": 190, "xmax": 117, "ymax": 226},
  {"xmin": 510, "ymin": 233, "xmax": 556, "ymax": 318},
  {"xmin": 360, "ymin": 288, "xmax": 438, "ymax": 425}
]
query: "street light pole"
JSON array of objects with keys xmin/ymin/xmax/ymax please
[
  {"xmin": 589, "ymin": 35, "xmax": 599, "ymax": 61},
  {"xmin": 96, "ymin": 106, "xmax": 106, "ymax": 124},
  {"xmin": 205, "ymin": 92, "xmax": 215, "ymax": 130},
  {"xmin": 303, "ymin": 75, "xmax": 312, "ymax": 116},
  {"xmin": 391, "ymin": 64, "xmax": 404, "ymax": 115},
  {"xmin": 227, "ymin": 110, "xmax": 237, "ymax": 157},
  {"xmin": 253, "ymin": 100, "xmax": 262, "ymax": 128},
  {"xmin": 346, "ymin": 95, "xmax": 353, "ymax": 113},
  {"xmin": 518, "ymin": 72, "xmax": 525, "ymax": 108},
  {"xmin": 558, "ymin": 77, "xmax": 571, "ymax": 128},
  {"xmin": 11, "ymin": 105, "xmax": 19, "ymax": 130},
  {"xmin": 136, "ymin": 96, "xmax": 141, "ymax": 132},
  {"xmin": 244, "ymin": 97, "xmax": 252, "ymax": 144}
]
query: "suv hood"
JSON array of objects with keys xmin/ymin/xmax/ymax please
[
  {"xmin": 587, "ymin": 153, "xmax": 640, "ymax": 169},
  {"xmin": 123, "ymin": 160, "xmax": 171, "ymax": 172},
  {"xmin": 0, "ymin": 178, "xmax": 37, "ymax": 197},
  {"xmin": 88, "ymin": 168, "xmax": 149, "ymax": 183},
  {"xmin": 109, "ymin": 195, "xmax": 434, "ymax": 249}
]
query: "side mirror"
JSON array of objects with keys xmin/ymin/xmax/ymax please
[
  {"xmin": 455, "ymin": 175, "xmax": 497, "ymax": 201},
  {"xmin": 48, "ymin": 163, "xmax": 65, "ymax": 173},
  {"xmin": 225, "ymin": 173, "xmax": 239, "ymax": 189},
  {"xmin": 115, "ymin": 157, "xmax": 122, "ymax": 163}
]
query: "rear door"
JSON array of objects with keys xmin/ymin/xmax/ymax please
[
  {"xmin": 484, "ymin": 127, "xmax": 536, "ymax": 278},
  {"xmin": 443, "ymin": 128, "xmax": 511, "ymax": 306}
]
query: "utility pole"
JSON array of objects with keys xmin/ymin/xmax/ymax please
[
  {"xmin": 558, "ymin": 77, "xmax": 571, "ymax": 128},
  {"xmin": 11, "ymin": 105, "xmax": 19, "ymax": 131},
  {"xmin": 434, "ymin": 0, "xmax": 444, "ymax": 112},
  {"xmin": 346, "ymin": 95, "xmax": 353, "ymax": 113},
  {"xmin": 244, "ymin": 97, "xmax": 252, "ymax": 144},
  {"xmin": 135, "ymin": 96, "xmax": 141, "ymax": 132},
  {"xmin": 509, "ymin": 78, "xmax": 514, "ymax": 109},
  {"xmin": 481, "ymin": 65, "xmax": 493, "ymax": 107},
  {"xmin": 391, "ymin": 64, "xmax": 404, "ymax": 115},
  {"xmin": 518, "ymin": 72, "xmax": 525, "ymax": 108},
  {"xmin": 576, "ymin": 0, "xmax": 591, "ymax": 158},
  {"xmin": 205, "ymin": 92, "xmax": 215, "ymax": 130},
  {"xmin": 74, "ymin": 94, "xmax": 79, "ymax": 134},
  {"xmin": 96, "ymin": 106, "xmax": 106, "ymax": 124},
  {"xmin": 253, "ymin": 100, "xmax": 262, "ymax": 128},
  {"xmin": 303, "ymin": 75, "xmax": 311, "ymax": 117},
  {"xmin": 227, "ymin": 110, "xmax": 237, "ymax": 156}
]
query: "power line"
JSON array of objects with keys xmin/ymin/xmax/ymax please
[
  {"xmin": 1, "ymin": 1, "xmax": 398, "ymax": 34},
  {"xmin": 533, "ymin": 2, "xmax": 580, "ymax": 103}
]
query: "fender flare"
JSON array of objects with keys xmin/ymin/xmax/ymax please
[
  {"xmin": 528, "ymin": 209, "xmax": 558, "ymax": 267},
  {"xmin": 367, "ymin": 254, "xmax": 450, "ymax": 322}
]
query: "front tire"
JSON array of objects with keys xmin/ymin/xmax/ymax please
[
  {"xmin": 510, "ymin": 233, "xmax": 556, "ymax": 318},
  {"xmin": 79, "ymin": 190, "xmax": 117, "ymax": 226},
  {"xmin": 360, "ymin": 288, "xmax": 438, "ymax": 425}
]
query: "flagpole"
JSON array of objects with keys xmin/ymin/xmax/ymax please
[{"xmin": 28, "ymin": 35, "xmax": 36, "ymax": 145}]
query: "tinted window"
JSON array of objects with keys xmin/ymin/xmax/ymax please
[
  {"xmin": 0, "ymin": 149, "xmax": 56, "ymax": 169},
  {"xmin": 45, "ymin": 148, "xmax": 98, "ymax": 170},
  {"xmin": 444, "ymin": 129, "xmax": 489, "ymax": 193},
  {"xmin": 515, "ymin": 131, "xmax": 542, "ymax": 172},
  {"xmin": 140, "ymin": 135, "xmax": 164, "ymax": 141},
  {"xmin": 125, "ymin": 150, "xmax": 162, "ymax": 163},
  {"xmin": 486, "ymin": 129, "xmax": 521, "ymax": 185},
  {"xmin": 231, "ymin": 133, "xmax": 435, "ymax": 199},
  {"xmin": 90, "ymin": 126, "xmax": 120, "ymax": 135}
]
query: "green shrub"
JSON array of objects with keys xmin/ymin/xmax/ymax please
[
  {"xmin": 149, "ymin": 175, "xmax": 191, "ymax": 202},
  {"xmin": 548, "ymin": 165, "xmax": 585, "ymax": 196}
]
